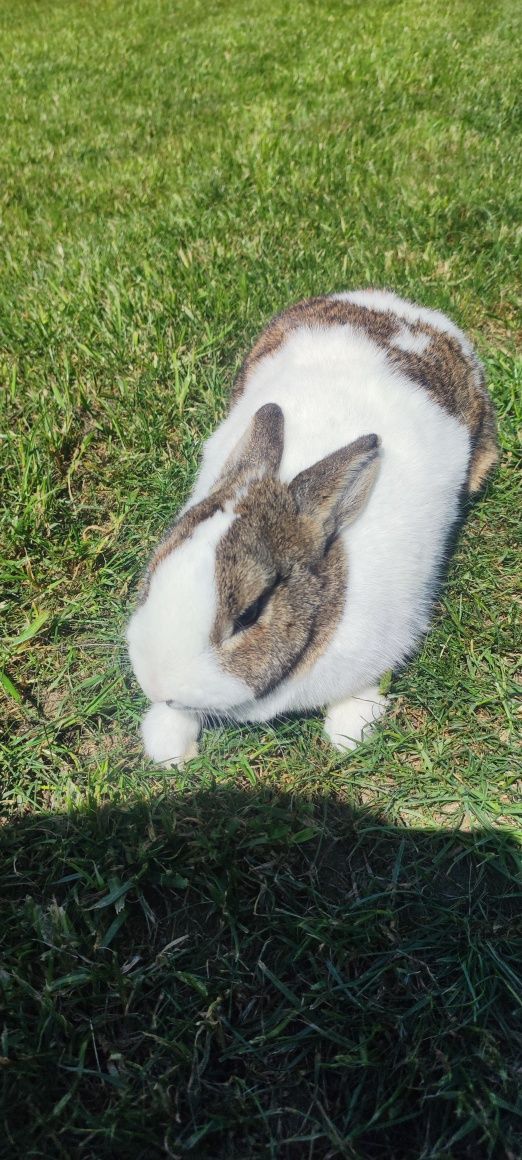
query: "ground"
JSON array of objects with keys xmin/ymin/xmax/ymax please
[{"xmin": 0, "ymin": 0, "xmax": 520, "ymax": 1157}]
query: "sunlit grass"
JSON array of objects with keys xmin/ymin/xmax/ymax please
[{"xmin": 0, "ymin": 0, "xmax": 520, "ymax": 1156}]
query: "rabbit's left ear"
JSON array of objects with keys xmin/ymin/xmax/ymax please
[
  {"xmin": 217, "ymin": 404, "xmax": 285, "ymax": 491},
  {"xmin": 290, "ymin": 433, "xmax": 381, "ymax": 541}
]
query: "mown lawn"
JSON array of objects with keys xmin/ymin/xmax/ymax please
[{"xmin": 0, "ymin": 1, "xmax": 520, "ymax": 1156}]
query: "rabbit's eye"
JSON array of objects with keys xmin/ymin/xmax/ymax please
[
  {"xmin": 234, "ymin": 596, "xmax": 263, "ymax": 633},
  {"xmin": 232, "ymin": 573, "xmax": 282, "ymax": 635}
]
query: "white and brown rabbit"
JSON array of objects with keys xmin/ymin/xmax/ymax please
[{"xmin": 127, "ymin": 289, "xmax": 498, "ymax": 766}]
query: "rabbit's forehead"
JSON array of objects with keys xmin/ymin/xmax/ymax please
[{"xmin": 213, "ymin": 487, "xmax": 302, "ymax": 612}]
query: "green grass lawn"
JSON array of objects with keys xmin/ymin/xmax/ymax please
[{"xmin": 1, "ymin": 0, "xmax": 521, "ymax": 1156}]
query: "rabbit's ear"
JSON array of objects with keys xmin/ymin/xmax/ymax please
[
  {"xmin": 290, "ymin": 434, "xmax": 381, "ymax": 541},
  {"xmin": 217, "ymin": 404, "xmax": 284, "ymax": 491}
]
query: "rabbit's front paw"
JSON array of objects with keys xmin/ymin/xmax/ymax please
[
  {"xmin": 141, "ymin": 703, "xmax": 200, "ymax": 768},
  {"xmin": 324, "ymin": 686, "xmax": 388, "ymax": 752}
]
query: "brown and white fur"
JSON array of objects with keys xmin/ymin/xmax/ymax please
[{"xmin": 127, "ymin": 289, "xmax": 498, "ymax": 766}]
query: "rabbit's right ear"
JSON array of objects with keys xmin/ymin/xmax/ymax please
[
  {"xmin": 217, "ymin": 403, "xmax": 285, "ymax": 490},
  {"xmin": 290, "ymin": 433, "xmax": 381, "ymax": 543}
]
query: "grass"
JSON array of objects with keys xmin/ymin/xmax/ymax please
[{"xmin": 0, "ymin": 0, "xmax": 520, "ymax": 1156}]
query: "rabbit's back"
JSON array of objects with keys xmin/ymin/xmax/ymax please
[
  {"xmin": 189, "ymin": 292, "xmax": 497, "ymax": 715},
  {"xmin": 195, "ymin": 290, "xmax": 492, "ymax": 509},
  {"xmin": 229, "ymin": 289, "xmax": 497, "ymax": 497}
]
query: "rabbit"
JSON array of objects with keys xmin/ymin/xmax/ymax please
[{"xmin": 127, "ymin": 289, "xmax": 498, "ymax": 767}]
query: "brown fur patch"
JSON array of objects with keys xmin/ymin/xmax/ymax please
[
  {"xmin": 388, "ymin": 330, "xmax": 482, "ymax": 429},
  {"xmin": 231, "ymin": 294, "xmax": 498, "ymax": 493},
  {"xmin": 292, "ymin": 538, "xmax": 346, "ymax": 679},
  {"xmin": 212, "ymin": 479, "xmax": 346, "ymax": 698},
  {"xmin": 289, "ymin": 434, "xmax": 380, "ymax": 534},
  {"xmin": 219, "ymin": 402, "xmax": 284, "ymax": 491},
  {"xmin": 467, "ymin": 407, "xmax": 500, "ymax": 494}
]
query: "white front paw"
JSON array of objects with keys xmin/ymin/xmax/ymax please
[
  {"xmin": 324, "ymin": 687, "xmax": 388, "ymax": 752},
  {"xmin": 141, "ymin": 703, "xmax": 200, "ymax": 768}
]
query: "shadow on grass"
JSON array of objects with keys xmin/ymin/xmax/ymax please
[{"xmin": 1, "ymin": 784, "xmax": 520, "ymax": 1159}]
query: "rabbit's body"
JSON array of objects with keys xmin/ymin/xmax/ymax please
[{"xmin": 127, "ymin": 290, "xmax": 498, "ymax": 765}]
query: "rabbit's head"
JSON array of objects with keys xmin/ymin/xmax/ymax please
[{"xmin": 127, "ymin": 405, "xmax": 380, "ymax": 715}]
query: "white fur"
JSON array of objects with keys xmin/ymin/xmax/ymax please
[
  {"xmin": 130, "ymin": 289, "xmax": 477, "ymax": 760},
  {"xmin": 391, "ymin": 326, "xmax": 430, "ymax": 354},
  {"xmin": 127, "ymin": 508, "xmax": 251, "ymax": 709},
  {"xmin": 324, "ymin": 686, "xmax": 388, "ymax": 751},
  {"xmin": 333, "ymin": 290, "xmax": 483, "ymax": 392},
  {"xmin": 141, "ymin": 703, "xmax": 200, "ymax": 767},
  {"xmin": 332, "ymin": 289, "xmax": 475, "ymax": 356}
]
